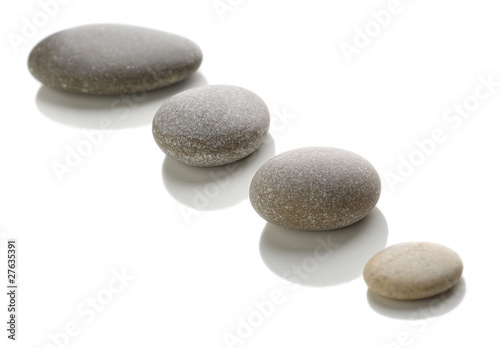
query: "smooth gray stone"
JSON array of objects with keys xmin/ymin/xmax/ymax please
[
  {"xmin": 364, "ymin": 242, "xmax": 464, "ymax": 300},
  {"xmin": 153, "ymin": 85, "xmax": 270, "ymax": 167},
  {"xmin": 250, "ymin": 147, "xmax": 381, "ymax": 231},
  {"xmin": 28, "ymin": 24, "xmax": 202, "ymax": 95}
]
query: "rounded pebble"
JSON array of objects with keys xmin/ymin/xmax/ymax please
[
  {"xmin": 28, "ymin": 24, "xmax": 202, "ymax": 95},
  {"xmin": 152, "ymin": 85, "xmax": 270, "ymax": 167},
  {"xmin": 249, "ymin": 147, "xmax": 381, "ymax": 231},
  {"xmin": 364, "ymin": 242, "xmax": 464, "ymax": 300}
]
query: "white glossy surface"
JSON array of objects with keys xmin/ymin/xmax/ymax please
[{"xmin": 1, "ymin": 0, "xmax": 499, "ymax": 347}]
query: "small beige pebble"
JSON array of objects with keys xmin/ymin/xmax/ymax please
[{"xmin": 364, "ymin": 242, "xmax": 463, "ymax": 300}]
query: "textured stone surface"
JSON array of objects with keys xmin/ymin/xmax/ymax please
[
  {"xmin": 364, "ymin": 242, "xmax": 463, "ymax": 300},
  {"xmin": 28, "ymin": 24, "xmax": 202, "ymax": 95},
  {"xmin": 249, "ymin": 147, "xmax": 381, "ymax": 231},
  {"xmin": 153, "ymin": 85, "xmax": 270, "ymax": 167}
]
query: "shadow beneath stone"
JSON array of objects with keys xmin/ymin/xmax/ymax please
[
  {"xmin": 366, "ymin": 277, "xmax": 466, "ymax": 320},
  {"xmin": 259, "ymin": 208, "xmax": 388, "ymax": 287},
  {"xmin": 35, "ymin": 72, "xmax": 208, "ymax": 129},
  {"xmin": 162, "ymin": 134, "xmax": 275, "ymax": 211}
]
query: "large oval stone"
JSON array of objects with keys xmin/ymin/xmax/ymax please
[
  {"xmin": 249, "ymin": 147, "xmax": 381, "ymax": 231},
  {"xmin": 153, "ymin": 85, "xmax": 270, "ymax": 167},
  {"xmin": 28, "ymin": 24, "xmax": 202, "ymax": 95},
  {"xmin": 364, "ymin": 242, "xmax": 463, "ymax": 300}
]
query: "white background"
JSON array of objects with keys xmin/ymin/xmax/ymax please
[{"xmin": 1, "ymin": 0, "xmax": 499, "ymax": 347}]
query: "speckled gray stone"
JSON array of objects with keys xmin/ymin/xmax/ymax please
[
  {"xmin": 28, "ymin": 24, "xmax": 202, "ymax": 95},
  {"xmin": 364, "ymin": 242, "xmax": 463, "ymax": 300},
  {"xmin": 249, "ymin": 147, "xmax": 381, "ymax": 231},
  {"xmin": 152, "ymin": 85, "xmax": 270, "ymax": 167}
]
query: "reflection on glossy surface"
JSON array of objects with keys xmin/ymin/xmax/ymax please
[
  {"xmin": 162, "ymin": 134, "xmax": 275, "ymax": 210},
  {"xmin": 367, "ymin": 277, "xmax": 466, "ymax": 319},
  {"xmin": 35, "ymin": 72, "xmax": 208, "ymax": 129},
  {"xmin": 259, "ymin": 208, "xmax": 388, "ymax": 287}
]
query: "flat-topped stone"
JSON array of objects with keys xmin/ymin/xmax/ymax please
[{"xmin": 28, "ymin": 24, "xmax": 202, "ymax": 95}]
